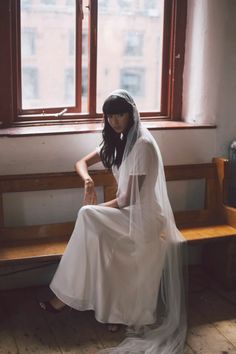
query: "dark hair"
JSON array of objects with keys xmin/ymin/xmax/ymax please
[{"xmin": 100, "ymin": 95, "xmax": 134, "ymax": 168}]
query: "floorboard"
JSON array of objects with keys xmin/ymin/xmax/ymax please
[
  {"xmin": 2, "ymin": 288, "xmax": 61, "ymax": 354},
  {"xmin": 1, "ymin": 266, "xmax": 236, "ymax": 354},
  {"xmin": 0, "ymin": 292, "xmax": 19, "ymax": 354}
]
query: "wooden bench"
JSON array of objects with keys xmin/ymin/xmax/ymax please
[{"xmin": 0, "ymin": 157, "xmax": 236, "ymax": 287}]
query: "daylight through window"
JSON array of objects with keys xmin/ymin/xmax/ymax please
[{"xmin": 0, "ymin": 0, "xmax": 187, "ymax": 126}]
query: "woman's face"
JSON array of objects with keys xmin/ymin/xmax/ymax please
[{"xmin": 107, "ymin": 112, "xmax": 130, "ymax": 134}]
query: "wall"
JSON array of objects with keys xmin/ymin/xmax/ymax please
[{"xmin": 183, "ymin": 0, "xmax": 236, "ymax": 156}]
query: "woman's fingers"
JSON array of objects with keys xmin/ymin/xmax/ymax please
[
  {"xmin": 83, "ymin": 179, "xmax": 97, "ymax": 205},
  {"xmin": 83, "ymin": 189, "xmax": 97, "ymax": 205}
]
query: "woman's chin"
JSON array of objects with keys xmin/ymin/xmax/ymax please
[{"xmin": 113, "ymin": 128, "xmax": 123, "ymax": 134}]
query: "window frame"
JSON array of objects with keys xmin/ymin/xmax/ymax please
[{"xmin": 0, "ymin": 0, "xmax": 187, "ymax": 128}]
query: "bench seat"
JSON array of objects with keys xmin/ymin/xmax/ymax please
[
  {"xmin": 1, "ymin": 224, "xmax": 236, "ymax": 265},
  {"xmin": 0, "ymin": 237, "xmax": 68, "ymax": 264},
  {"xmin": 181, "ymin": 224, "xmax": 236, "ymax": 242}
]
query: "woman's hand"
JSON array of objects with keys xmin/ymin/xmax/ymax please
[{"xmin": 83, "ymin": 178, "xmax": 97, "ymax": 205}]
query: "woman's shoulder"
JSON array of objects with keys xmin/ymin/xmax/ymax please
[
  {"xmin": 135, "ymin": 136, "xmax": 155, "ymax": 150},
  {"xmin": 131, "ymin": 137, "xmax": 157, "ymax": 160}
]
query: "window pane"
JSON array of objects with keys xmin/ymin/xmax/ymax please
[
  {"xmin": 20, "ymin": 0, "xmax": 76, "ymax": 110},
  {"xmin": 120, "ymin": 68, "xmax": 144, "ymax": 96},
  {"xmin": 81, "ymin": 5, "xmax": 89, "ymax": 113},
  {"xmin": 97, "ymin": 0, "xmax": 164, "ymax": 112},
  {"xmin": 22, "ymin": 67, "xmax": 38, "ymax": 99}
]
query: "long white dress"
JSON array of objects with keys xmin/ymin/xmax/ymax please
[
  {"xmin": 50, "ymin": 89, "xmax": 186, "ymax": 353},
  {"xmin": 50, "ymin": 136, "xmax": 166, "ymax": 326}
]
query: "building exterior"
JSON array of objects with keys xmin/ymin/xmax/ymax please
[{"xmin": 21, "ymin": 0, "xmax": 163, "ymax": 113}]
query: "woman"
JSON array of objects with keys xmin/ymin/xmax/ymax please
[{"xmin": 40, "ymin": 89, "xmax": 187, "ymax": 353}]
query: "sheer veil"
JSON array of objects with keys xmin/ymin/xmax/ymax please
[{"xmin": 98, "ymin": 90, "xmax": 187, "ymax": 354}]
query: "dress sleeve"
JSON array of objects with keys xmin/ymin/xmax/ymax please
[{"xmin": 131, "ymin": 140, "xmax": 155, "ymax": 175}]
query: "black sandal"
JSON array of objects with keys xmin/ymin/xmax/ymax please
[{"xmin": 39, "ymin": 301, "xmax": 65, "ymax": 314}]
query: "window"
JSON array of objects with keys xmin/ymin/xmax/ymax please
[
  {"xmin": 65, "ymin": 68, "xmax": 74, "ymax": 103},
  {"xmin": 21, "ymin": 28, "xmax": 36, "ymax": 57},
  {"xmin": 22, "ymin": 68, "xmax": 38, "ymax": 102},
  {"xmin": 82, "ymin": 33, "xmax": 88, "ymax": 55},
  {"xmin": 68, "ymin": 30, "xmax": 75, "ymax": 56},
  {"xmin": 82, "ymin": 68, "xmax": 88, "ymax": 97},
  {"xmin": 0, "ymin": 0, "xmax": 187, "ymax": 127},
  {"xmin": 21, "ymin": 0, "xmax": 32, "ymax": 10},
  {"xmin": 118, "ymin": 0, "xmax": 133, "ymax": 13},
  {"xmin": 124, "ymin": 32, "xmax": 143, "ymax": 57},
  {"xmin": 20, "ymin": 0, "xmax": 76, "ymax": 110},
  {"xmin": 41, "ymin": 0, "xmax": 56, "ymax": 5},
  {"xmin": 120, "ymin": 69, "xmax": 144, "ymax": 97},
  {"xmin": 98, "ymin": 0, "xmax": 109, "ymax": 13}
]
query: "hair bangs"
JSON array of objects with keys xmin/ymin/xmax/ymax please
[{"xmin": 102, "ymin": 95, "xmax": 131, "ymax": 115}]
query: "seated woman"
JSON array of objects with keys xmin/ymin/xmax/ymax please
[{"xmin": 40, "ymin": 89, "xmax": 187, "ymax": 353}]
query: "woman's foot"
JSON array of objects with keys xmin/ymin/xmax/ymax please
[
  {"xmin": 107, "ymin": 324, "xmax": 120, "ymax": 332},
  {"xmin": 39, "ymin": 297, "xmax": 66, "ymax": 313}
]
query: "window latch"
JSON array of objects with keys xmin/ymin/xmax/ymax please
[{"xmin": 56, "ymin": 108, "xmax": 67, "ymax": 118}]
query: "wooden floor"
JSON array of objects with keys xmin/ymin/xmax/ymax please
[{"xmin": 0, "ymin": 267, "xmax": 236, "ymax": 354}]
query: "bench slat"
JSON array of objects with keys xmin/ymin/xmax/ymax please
[
  {"xmin": 174, "ymin": 209, "xmax": 220, "ymax": 228},
  {"xmin": 0, "ymin": 170, "xmax": 115, "ymax": 193},
  {"xmin": 0, "ymin": 222, "xmax": 74, "ymax": 241},
  {"xmin": 0, "ymin": 237, "xmax": 67, "ymax": 264},
  {"xmin": 181, "ymin": 224, "xmax": 236, "ymax": 242},
  {"xmin": 165, "ymin": 163, "xmax": 216, "ymax": 181}
]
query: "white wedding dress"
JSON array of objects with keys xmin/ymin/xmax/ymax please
[
  {"xmin": 50, "ymin": 89, "xmax": 186, "ymax": 353},
  {"xmin": 50, "ymin": 136, "xmax": 165, "ymax": 326}
]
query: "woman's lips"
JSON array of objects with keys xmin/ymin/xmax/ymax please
[{"xmin": 113, "ymin": 127, "xmax": 122, "ymax": 132}]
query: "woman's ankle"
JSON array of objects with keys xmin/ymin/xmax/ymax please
[{"xmin": 50, "ymin": 297, "xmax": 66, "ymax": 310}]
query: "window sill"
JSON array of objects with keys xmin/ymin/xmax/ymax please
[{"xmin": 0, "ymin": 120, "xmax": 216, "ymax": 137}]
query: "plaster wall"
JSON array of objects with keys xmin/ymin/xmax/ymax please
[{"xmin": 183, "ymin": 0, "xmax": 236, "ymax": 156}]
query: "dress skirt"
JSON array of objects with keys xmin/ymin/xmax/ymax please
[{"xmin": 50, "ymin": 204, "xmax": 164, "ymax": 326}]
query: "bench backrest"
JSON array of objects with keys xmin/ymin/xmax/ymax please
[
  {"xmin": 0, "ymin": 170, "xmax": 117, "ymax": 242},
  {"xmin": 0, "ymin": 161, "xmax": 224, "ymax": 242},
  {"xmin": 165, "ymin": 162, "xmax": 221, "ymax": 228}
]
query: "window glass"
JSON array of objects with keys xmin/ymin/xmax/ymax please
[
  {"xmin": 120, "ymin": 68, "xmax": 144, "ymax": 97},
  {"xmin": 20, "ymin": 0, "xmax": 76, "ymax": 109},
  {"xmin": 68, "ymin": 29, "xmax": 75, "ymax": 56},
  {"xmin": 82, "ymin": 68, "xmax": 88, "ymax": 97},
  {"xmin": 22, "ymin": 67, "xmax": 38, "ymax": 100},
  {"xmin": 99, "ymin": 0, "xmax": 109, "ymax": 13},
  {"xmin": 124, "ymin": 32, "xmax": 143, "ymax": 56},
  {"xmin": 64, "ymin": 68, "xmax": 74, "ymax": 104},
  {"xmin": 21, "ymin": 0, "xmax": 32, "ymax": 10},
  {"xmin": 41, "ymin": 0, "xmax": 56, "ymax": 4},
  {"xmin": 81, "ymin": 5, "xmax": 89, "ymax": 112},
  {"xmin": 97, "ymin": 0, "xmax": 164, "ymax": 112},
  {"xmin": 21, "ymin": 28, "xmax": 36, "ymax": 57}
]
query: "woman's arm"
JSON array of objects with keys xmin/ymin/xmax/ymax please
[
  {"xmin": 76, "ymin": 150, "xmax": 120, "ymax": 208},
  {"xmin": 75, "ymin": 150, "xmax": 101, "ymax": 205},
  {"xmin": 101, "ymin": 175, "xmax": 145, "ymax": 209},
  {"xmin": 101, "ymin": 198, "xmax": 119, "ymax": 208}
]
